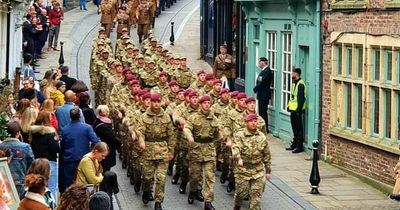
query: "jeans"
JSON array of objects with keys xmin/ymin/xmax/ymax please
[
  {"xmin": 59, "ymin": 160, "xmax": 80, "ymax": 194},
  {"xmin": 49, "ymin": 161, "xmax": 58, "ymax": 203},
  {"xmin": 80, "ymin": 0, "xmax": 86, "ymax": 9},
  {"xmin": 48, "ymin": 25, "xmax": 60, "ymax": 48}
]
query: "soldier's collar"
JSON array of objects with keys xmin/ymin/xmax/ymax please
[{"xmin": 244, "ymin": 128, "xmax": 259, "ymax": 136}]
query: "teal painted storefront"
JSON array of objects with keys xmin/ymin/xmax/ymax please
[{"xmin": 236, "ymin": 0, "xmax": 321, "ymax": 151}]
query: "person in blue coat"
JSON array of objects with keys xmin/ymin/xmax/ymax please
[{"xmin": 253, "ymin": 57, "xmax": 273, "ymax": 133}]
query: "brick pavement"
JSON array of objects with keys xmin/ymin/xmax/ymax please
[{"xmin": 32, "ymin": 1, "xmax": 400, "ymax": 209}]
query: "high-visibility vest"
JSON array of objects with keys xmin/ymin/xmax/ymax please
[{"xmin": 287, "ymin": 79, "xmax": 307, "ymax": 111}]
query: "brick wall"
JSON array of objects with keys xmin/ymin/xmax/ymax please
[{"xmin": 321, "ymin": 0, "xmax": 400, "ymax": 185}]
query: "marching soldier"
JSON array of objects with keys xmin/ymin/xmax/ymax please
[
  {"xmin": 100, "ymin": 0, "xmax": 115, "ymax": 37},
  {"xmin": 114, "ymin": 6, "xmax": 131, "ymax": 39},
  {"xmin": 136, "ymin": 0, "xmax": 155, "ymax": 43},
  {"xmin": 184, "ymin": 95, "xmax": 220, "ymax": 210},
  {"xmin": 209, "ymin": 79, "xmax": 222, "ymax": 102},
  {"xmin": 190, "ymin": 69, "xmax": 207, "ymax": 90},
  {"xmin": 139, "ymin": 58, "xmax": 159, "ymax": 89},
  {"xmin": 232, "ymin": 114, "xmax": 271, "ymax": 210},
  {"xmin": 137, "ymin": 93, "xmax": 175, "ymax": 210},
  {"xmin": 200, "ymin": 73, "xmax": 215, "ymax": 95},
  {"xmin": 213, "ymin": 44, "xmax": 236, "ymax": 90}
]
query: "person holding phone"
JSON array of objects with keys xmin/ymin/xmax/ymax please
[{"xmin": 75, "ymin": 142, "xmax": 109, "ymax": 192}]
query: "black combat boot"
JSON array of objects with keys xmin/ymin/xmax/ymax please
[
  {"xmin": 204, "ymin": 202, "xmax": 215, "ymax": 210},
  {"xmin": 122, "ymin": 159, "xmax": 127, "ymax": 169},
  {"xmin": 188, "ymin": 191, "xmax": 195, "ymax": 204},
  {"xmin": 149, "ymin": 192, "xmax": 154, "ymax": 201},
  {"xmin": 227, "ymin": 181, "xmax": 235, "ymax": 193},
  {"xmin": 142, "ymin": 191, "xmax": 150, "ymax": 204},
  {"xmin": 216, "ymin": 161, "xmax": 222, "ymax": 172},
  {"xmin": 171, "ymin": 173, "xmax": 180, "ymax": 184},
  {"xmin": 134, "ymin": 181, "xmax": 141, "ymax": 193},
  {"xmin": 154, "ymin": 202, "xmax": 162, "ymax": 210},
  {"xmin": 179, "ymin": 181, "xmax": 187, "ymax": 194},
  {"xmin": 167, "ymin": 164, "xmax": 173, "ymax": 176},
  {"xmin": 220, "ymin": 173, "xmax": 227, "ymax": 184},
  {"xmin": 130, "ymin": 176, "xmax": 135, "ymax": 185},
  {"xmin": 195, "ymin": 190, "xmax": 204, "ymax": 201}
]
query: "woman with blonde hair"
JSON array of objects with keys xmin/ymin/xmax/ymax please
[
  {"xmin": 20, "ymin": 107, "xmax": 39, "ymax": 143},
  {"xmin": 40, "ymin": 99, "xmax": 59, "ymax": 132},
  {"xmin": 13, "ymin": 98, "xmax": 31, "ymax": 120},
  {"xmin": 76, "ymin": 142, "xmax": 109, "ymax": 191}
]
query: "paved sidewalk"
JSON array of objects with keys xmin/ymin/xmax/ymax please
[{"xmin": 32, "ymin": 1, "xmax": 400, "ymax": 209}]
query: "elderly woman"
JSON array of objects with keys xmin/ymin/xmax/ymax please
[{"xmin": 93, "ymin": 105, "xmax": 120, "ymax": 172}]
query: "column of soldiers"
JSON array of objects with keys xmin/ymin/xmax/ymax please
[
  {"xmin": 89, "ymin": 28, "xmax": 272, "ymax": 210},
  {"xmin": 99, "ymin": 0, "xmax": 178, "ymax": 43}
]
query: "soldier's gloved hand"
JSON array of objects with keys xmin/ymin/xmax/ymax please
[
  {"xmin": 265, "ymin": 173, "xmax": 272, "ymax": 181},
  {"xmin": 188, "ymin": 136, "xmax": 194, "ymax": 145},
  {"xmin": 237, "ymin": 158, "xmax": 243, "ymax": 167}
]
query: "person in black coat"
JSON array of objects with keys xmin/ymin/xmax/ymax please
[
  {"xmin": 77, "ymin": 92, "xmax": 97, "ymax": 126},
  {"xmin": 22, "ymin": 14, "xmax": 38, "ymax": 57},
  {"xmin": 36, "ymin": 9, "xmax": 50, "ymax": 59},
  {"xmin": 59, "ymin": 66, "xmax": 77, "ymax": 91},
  {"xmin": 93, "ymin": 105, "xmax": 120, "ymax": 172},
  {"xmin": 253, "ymin": 57, "xmax": 273, "ymax": 133}
]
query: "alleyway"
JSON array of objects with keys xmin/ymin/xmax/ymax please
[{"xmin": 34, "ymin": 1, "xmax": 399, "ymax": 209}]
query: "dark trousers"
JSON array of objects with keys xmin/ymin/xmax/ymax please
[
  {"xmin": 258, "ymin": 99, "xmax": 269, "ymax": 133},
  {"xmin": 290, "ymin": 112, "xmax": 304, "ymax": 149},
  {"xmin": 227, "ymin": 78, "xmax": 235, "ymax": 91},
  {"xmin": 59, "ymin": 160, "xmax": 80, "ymax": 194}
]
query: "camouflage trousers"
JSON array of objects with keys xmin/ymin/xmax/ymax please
[
  {"xmin": 189, "ymin": 160, "xmax": 216, "ymax": 202},
  {"xmin": 234, "ymin": 175, "xmax": 265, "ymax": 210},
  {"xmin": 177, "ymin": 149, "xmax": 189, "ymax": 182},
  {"xmin": 142, "ymin": 159, "xmax": 168, "ymax": 203},
  {"xmin": 131, "ymin": 148, "xmax": 143, "ymax": 184}
]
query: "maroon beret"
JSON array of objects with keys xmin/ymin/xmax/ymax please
[
  {"xmin": 205, "ymin": 73, "xmax": 215, "ymax": 81},
  {"xmin": 130, "ymin": 79, "xmax": 140, "ymax": 85},
  {"xmin": 138, "ymin": 89, "xmax": 147, "ymax": 96},
  {"xmin": 125, "ymin": 74, "xmax": 136, "ymax": 81},
  {"xmin": 142, "ymin": 92, "xmax": 151, "ymax": 99},
  {"xmin": 237, "ymin": 92, "xmax": 247, "ymax": 100},
  {"xmin": 197, "ymin": 69, "xmax": 206, "ymax": 75},
  {"xmin": 177, "ymin": 88, "xmax": 185, "ymax": 93},
  {"xmin": 188, "ymin": 91, "xmax": 198, "ymax": 97},
  {"xmin": 245, "ymin": 114, "xmax": 258, "ymax": 122},
  {"xmin": 213, "ymin": 79, "xmax": 222, "ymax": 85},
  {"xmin": 245, "ymin": 97, "xmax": 256, "ymax": 104},
  {"xmin": 230, "ymin": 91, "xmax": 239, "ymax": 98},
  {"xmin": 198, "ymin": 95, "xmax": 211, "ymax": 103},
  {"xmin": 184, "ymin": 88, "xmax": 193, "ymax": 97},
  {"xmin": 151, "ymin": 93, "xmax": 161, "ymax": 101},
  {"xmin": 159, "ymin": 71, "xmax": 168, "ymax": 77},
  {"xmin": 169, "ymin": 80, "xmax": 178, "ymax": 86},
  {"xmin": 220, "ymin": 88, "xmax": 229, "ymax": 95}
]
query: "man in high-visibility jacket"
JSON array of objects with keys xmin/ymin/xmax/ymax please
[{"xmin": 286, "ymin": 68, "xmax": 306, "ymax": 153}]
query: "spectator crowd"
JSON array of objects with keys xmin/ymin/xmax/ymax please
[{"xmin": 1, "ymin": 65, "xmax": 120, "ymax": 210}]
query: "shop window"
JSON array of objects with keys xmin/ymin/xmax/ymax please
[
  {"xmin": 254, "ymin": 25, "xmax": 260, "ymax": 40},
  {"xmin": 281, "ymin": 32, "xmax": 292, "ymax": 112},
  {"xmin": 266, "ymin": 32, "xmax": 277, "ymax": 107},
  {"xmin": 331, "ymin": 0, "xmax": 367, "ymax": 9},
  {"xmin": 330, "ymin": 37, "xmax": 400, "ymax": 153}
]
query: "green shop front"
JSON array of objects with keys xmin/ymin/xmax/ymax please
[{"xmin": 236, "ymin": 0, "xmax": 321, "ymax": 151}]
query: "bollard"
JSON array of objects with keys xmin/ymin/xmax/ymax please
[
  {"xmin": 59, "ymin": 41, "xmax": 65, "ymax": 67},
  {"xmin": 309, "ymin": 140, "xmax": 320, "ymax": 194},
  {"xmin": 170, "ymin": 22, "xmax": 175, "ymax": 46}
]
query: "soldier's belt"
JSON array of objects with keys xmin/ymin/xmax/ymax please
[
  {"xmin": 118, "ymin": 21, "xmax": 128, "ymax": 24},
  {"xmin": 194, "ymin": 136, "xmax": 213, "ymax": 144},
  {"xmin": 145, "ymin": 138, "xmax": 166, "ymax": 142},
  {"xmin": 242, "ymin": 162, "xmax": 260, "ymax": 168}
]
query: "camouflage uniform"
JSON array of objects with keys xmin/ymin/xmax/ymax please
[
  {"xmin": 183, "ymin": 110, "xmax": 220, "ymax": 203},
  {"xmin": 137, "ymin": 107, "xmax": 175, "ymax": 203},
  {"xmin": 173, "ymin": 67, "xmax": 196, "ymax": 89},
  {"xmin": 232, "ymin": 128, "xmax": 271, "ymax": 210},
  {"xmin": 139, "ymin": 60, "xmax": 159, "ymax": 89}
]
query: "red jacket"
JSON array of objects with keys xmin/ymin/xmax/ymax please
[{"xmin": 49, "ymin": 7, "xmax": 63, "ymax": 25}]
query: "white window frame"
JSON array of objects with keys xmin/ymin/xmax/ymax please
[
  {"xmin": 281, "ymin": 32, "xmax": 292, "ymax": 112},
  {"xmin": 266, "ymin": 31, "xmax": 277, "ymax": 107}
]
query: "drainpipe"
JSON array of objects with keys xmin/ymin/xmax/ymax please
[
  {"xmin": 6, "ymin": 3, "xmax": 11, "ymax": 80},
  {"xmin": 315, "ymin": 0, "xmax": 322, "ymax": 154}
]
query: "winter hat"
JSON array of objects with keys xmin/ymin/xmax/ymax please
[
  {"xmin": 89, "ymin": 191, "xmax": 111, "ymax": 210},
  {"xmin": 56, "ymin": 81, "xmax": 66, "ymax": 90}
]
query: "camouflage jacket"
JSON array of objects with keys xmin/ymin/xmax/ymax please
[
  {"xmin": 232, "ymin": 128, "xmax": 271, "ymax": 179},
  {"xmin": 173, "ymin": 68, "xmax": 195, "ymax": 88}
]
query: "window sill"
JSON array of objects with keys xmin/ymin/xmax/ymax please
[
  {"xmin": 329, "ymin": 127, "xmax": 400, "ymax": 155},
  {"xmin": 385, "ymin": 2, "xmax": 400, "ymax": 8},
  {"xmin": 331, "ymin": 2, "xmax": 367, "ymax": 10}
]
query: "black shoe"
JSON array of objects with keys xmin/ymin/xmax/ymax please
[
  {"xmin": 142, "ymin": 191, "xmax": 150, "ymax": 204},
  {"xmin": 216, "ymin": 161, "xmax": 222, "ymax": 172},
  {"xmin": 127, "ymin": 167, "xmax": 132, "ymax": 177},
  {"xmin": 149, "ymin": 192, "xmax": 154, "ymax": 201},
  {"xmin": 195, "ymin": 190, "xmax": 204, "ymax": 202},
  {"xmin": 122, "ymin": 160, "xmax": 127, "ymax": 169},
  {"xmin": 179, "ymin": 181, "xmax": 187, "ymax": 194},
  {"xmin": 220, "ymin": 173, "xmax": 227, "ymax": 184},
  {"xmin": 130, "ymin": 176, "xmax": 135, "ymax": 185},
  {"xmin": 154, "ymin": 202, "xmax": 162, "ymax": 210},
  {"xmin": 167, "ymin": 165, "xmax": 173, "ymax": 176},
  {"xmin": 188, "ymin": 192, "xmax": 195, "ymax": 204},
  {"xmin": 227, "ymin": 181, "xmax": 235, "ymax": 192},
  {"xmin": 119, "ymin": 152, "xmax": 123, "ymax": 160},
  {"xmin": 292, "ymin": 148, "xmax": 304, "ymax": 153},
  {"xmin": 204, "ymin": 202, "xmax": 215, "ymax": 210},
  {"xmin": 285, "ymin": 146, "xmax": 295, "ymax": 151},
  {"xmin": 171, "ymin": 173, "xmax": 179, "ymax": 184},
  {"xmin": 134, "ymin": 181, "xmax": 141, "ymax": 193}
]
